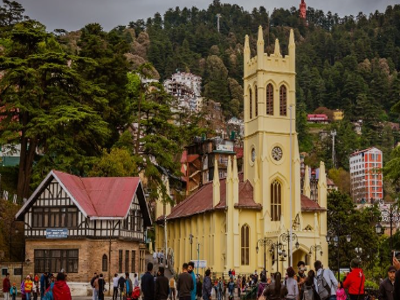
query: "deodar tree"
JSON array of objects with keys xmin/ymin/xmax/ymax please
[{"xmin": 0, "ymin": 20, "xmax": 110, "ymax": 199}]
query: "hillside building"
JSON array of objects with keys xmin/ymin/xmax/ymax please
[
  {"xmin": 164, "ymin": 72, "xmax": 202, "ymax": 112},
  {"xmin": 350, "ymin": 147, "xmax": 383, "ymax": 203},
  {"xmin": 15, "ymin": 170, "xmax": 151, "ymax": 282},
  {"xmin": 155, "ymin": 27, "xmax": 328, "ymax": 274},
  {"xmin": 332, "ymin": 110, "xmax": 344, "ymax": 121}
]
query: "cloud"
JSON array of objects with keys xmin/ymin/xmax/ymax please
[{"xmin": 18, "ymin": 0, "xmax": 398, "ymax": 31}]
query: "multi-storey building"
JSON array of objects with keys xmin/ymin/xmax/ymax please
[
  {"xmin": 350, "ymin": 147, "xmax": 383, "ymax": 203},
  {"xmin": 163, "ymin": 72, "xmax": 202, "ymax": 112}
]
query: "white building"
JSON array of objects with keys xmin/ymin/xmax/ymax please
[
  {"xmin": 163, "ymin": 72, "xmax": 202, "ymax": 112},
  {"xmin": 349, "ymin": 147, "xmax": 383, "ymax": 203}
]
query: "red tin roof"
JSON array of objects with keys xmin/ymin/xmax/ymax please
[
  {"xmin": 16, "ymin": 170, "xmax": 151, "ymax": 224},
  {"xmin": 301, "ymin": 195, "xmax": 325, "ymax": 212},
  {"xmin": 166, "ymin": 174, "xmax": 261, "ymax": 220}
]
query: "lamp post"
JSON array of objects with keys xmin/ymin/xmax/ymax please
[
  {"xmin": 256, "ymin": 237, "xmax": 273, "ymax": 271},
  {"xmin": 327, "ymin": 231, "xmax": 351, "ymax": 279},
  {"xmin": 279, "ymin": 230, "xmax": 299, "ymax": 267},
  {"xmin": 189, "ymin": 234, "xmax": 194, "ymax": 260},
  {"xmin": 309, "ymin": 245, "xmax": 323, "ymax": 261},
  {"xmin": 270, "ymin": 242, "xmax": 287, "ymax": 274}
]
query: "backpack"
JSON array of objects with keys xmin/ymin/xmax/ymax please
[
  {"xmin": 303, "ymin": 285, "xmax": 314, "ymax": 300},
  {"xmin": 42, "ymin": 283, "xmax": 54, "ymax": 300},
  {"xmin": 316, "ymin": 270, "xmax": 331, "ymax": 300}
]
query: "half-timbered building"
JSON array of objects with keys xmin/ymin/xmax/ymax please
[{"xmin": 15, "ymin": 170, "xmax": 152, "ymax": 282}]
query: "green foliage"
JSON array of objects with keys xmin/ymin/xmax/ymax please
[
  {"xmin": 89, "ymin": 148, "xmax": 138, "ymax": 177},
  {"xmin": 0, "ymin": 20, "xmax": 111, "ymax": 197},
  {"xmin": 327, "ymin": 191, "xmax": 381, "ymax": 272}
]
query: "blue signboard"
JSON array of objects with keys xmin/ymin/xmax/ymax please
[{"xmin": 46, "ymin": 228, "xmax": 68, "ymax": 239}]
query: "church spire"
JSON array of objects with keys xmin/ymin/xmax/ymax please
[
  {"xmin": 257, "ymin": 26, "xmax": 264, "ymax": 58},
  {"xmin": 213, "ymin": 156, "xmax": 220, "ymax": 207},
  {"xmin": 274, "ymin": 39, "xmax": 281, "ymax": 57},
  {"xmin": 303, "ymin": 165, "xmax": 311, "ymax": 198}
]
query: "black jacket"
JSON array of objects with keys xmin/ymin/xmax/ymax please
[
  {"xmin": 379, "ymin": 278, "xmax": 394, "ymax": 300},
  {"xmin": 177, "ymin": 272, "xmax": 194, "ymax": 298},
  {"xmin": 394, "ymin": 271, "xmax": 400, "ymax": 300},
  {"xmin": 118, "ymin": 277, "xmax": 126, "ymax": 289},
  {"xmin": 155, "ymin": 275, "xmax": 169, "ymax": 300},
  {"xmin": 142, "ymin": 272, "xmax": 155, "ymax": 300}
]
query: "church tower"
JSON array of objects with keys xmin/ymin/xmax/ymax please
[{"xmin": 243, "ymin": 27, "xmax": 301, "ymax": 234}]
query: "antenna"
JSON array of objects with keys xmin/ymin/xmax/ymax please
[{"xmin": 216, "ymin": 14, "xmax": 221, "ymax": 33}]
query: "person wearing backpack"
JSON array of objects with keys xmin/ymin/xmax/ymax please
[
  {"xmin": 313, "ymin": 260, "xmax": 338, "ymax": 300},
  {"xmin": 301, "ymin": 270, "xmax": 319, "ymax": 300},
  {"xmin": 343, "ymin": 259, "xmax": 365, "ymax": 300}
]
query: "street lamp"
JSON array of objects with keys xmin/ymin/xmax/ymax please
[
  {"xmin": 327, "ymin": 231, "xmax": 351, "ymax": 279},
  {"xmin": 375, "ymin": 223, "xmax": 384, "ymax": 235},
  {"xmin": 279, "ymin": 230, "xmax": 299, "ymax": 266},
  {"xmin": 355, "ymin": 247, "xmax": 362, "ymax": 258},
  {"xmin": 270, "ymin": 242, "xmax": 287, "ymax": 274},
  {"xmin": 256, "ymin": 237, "xmax": 273, "ymax": 271},
  {"xmin": 309, "ymin": 245, "xmax": 323, "ymax": 261},
  {"xmin": 189, "ymin": 234, "xmax": 194, "ymax": 260}
]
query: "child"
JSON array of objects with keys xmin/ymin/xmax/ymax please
[
  {"xmin": 10, "ymin": 283, "xmax": 18, "ymax": 300},
  {"xmin": 336, "ymin": 281, "xmax": 346, "ymax": 300}
]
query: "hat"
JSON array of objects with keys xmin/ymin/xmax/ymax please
[
  {"xmin": 388, "ymin": 266, "xmax": 396, "ymax": 273},
  {"xmin": 350, "ymin": 258, "xmax": 360, "ymax": 268}
]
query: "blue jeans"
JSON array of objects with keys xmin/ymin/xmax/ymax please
[
  {"xmin": 329, "ymin": 296, "xmax": 337, "ymax": 300},
  {"xmin": 26, "ymin": 293, "xmax": 31, "ymax": 300}
]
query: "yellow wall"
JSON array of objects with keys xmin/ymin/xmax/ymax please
[{"xmin": 155, "ymin": 27, "xmax": 328, "ymax": 274}]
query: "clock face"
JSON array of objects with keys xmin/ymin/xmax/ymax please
[
  {"xmin": 251, "ymin": 148, "xmax": 256, "ymax": 162},
  {"xmin": 272, "ymin": 146, "xmax": 283, "ymax": 161}
]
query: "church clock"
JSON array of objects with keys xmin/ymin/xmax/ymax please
[{"xmin": 271, "ymin": 146, "xmax": 283, "ymax": 161}]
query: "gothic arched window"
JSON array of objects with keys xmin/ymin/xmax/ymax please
[
  {"xmin": 271, "ymin": 180, "xmax": 282, "ymax": 221},
  {"xmin": 255, "ymin": 85, "xmax": 258, "ymax": 117},
  {"xmin": 241, "ymin": 225, "xmax": 250, "ymax": 265},
  {"xmin": 102, "ymin": 254, "xmax": 108, "ymax": 272},
  {"xmin": 249, "ymin": 88, "xmax": 253, "ymax": 119},
  {"xmin": 280, "ymin": 85, "xmax": 287, "ymax": 116},
  {"xmin": 266, "ymin": 84, "xmax": 274, "ymax": 115}
]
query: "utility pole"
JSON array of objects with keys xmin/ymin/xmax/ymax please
[
  {"xmin": 216, "ymin": 14, "xmax": 221, "ymax": 33},
  {"xmin": 331, "ymin": 130, "xmax": 336, "ymax": 168}
]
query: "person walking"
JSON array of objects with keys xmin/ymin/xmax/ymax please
[
  {"xmin": 202, "ymin": 270, "xmax": 212, "ymax": 300},
  {"xmin": 258, "ymin": 275, "xmax": 268, "ymax": 299},
  {"xmin": 154, "ymin": 251, "xmax": 158, "ymax": 264},
  {"xmin": 52, "ymin": 272, "xmax": 72, "ymax": 300},
  {"xmin": 97, "ymin": 274, "xmax": 106, "ymax": 300},
  {"xmin": 118, "ymin": 274, "xmax": 126, "ymax": 300},
  {"xmin": 155, "ymin": 267, "xmax": 169, "ymax": 300},
  {"xmin": 124, "ymin": 273, "xmax": 133, "ymax": 299},
  {"xmin": 177, "ymin": 263, "xmax": 194, "ymax": 300},
  {"xmin": 112, "ymin": 274, "xmax": 119, "ymax": 300},
  {"xmin": 3, "ymin": 273, "xmax": 11, "ymax": 300},
  {"xmin": 133, "ymin": 273, "xmax": 139, "ymax": 288},
  {"xmin": 9, "ymin": 283, "xmax": 17, "ymax": 300},
  {"xmin": 264, "ymin": 272, "xmax": 288, "ymax": 300},
  {"xmin": 236, "ymin": 276, "xmax": 242, "ymax": 298},
  {"xmin": 336, "ymin": 282, "xmax": 346, "ymax": 300},
  {"xmin": 32, "ymin": 278, "xmax": 39, "ymax": 300},
  {"xmin": 314, "ymin": 260, "xmax": 338, "ymax": 300},
  {"xmin": 24, "ymin": 275, "xmax": 33, "ymax": 300},
  {"xmin": 170, "ymin": 276, "xmax": 177, "ymax": 300},
  {"xmin": 141, "ymin": 262, "xmax": 155, "ymax": 300},
  {"xmin": 343, "ymin": 259, "xmax": 365, "ymax": 300},
  {"xmin": 188, "ymin": 262, "xmax": 197, "ymax": 300},
  {"xmin": 90, "ymin": 273, "xmax": 98, "ymax": 300},
  {"xmin": 301, "ymin": 270, "xmax": 319, "ymax": 300},
  {"xmin": 227, "ymin": 278, "xmax": 235, "ymax": 299},
  {"xmin": 196, "ymin": 275, "xmax": 202, "ymax": 300},
  {"xmin": 379, "ymin": 266, "xmax": 396, "ymax": 300},
  {"xmin": 40, "ymin": 273, "xmax": 48, "ymax": 299},
  {"xmin": 284, "ymin": 267, "xmax": 299, "ymax": 300}
]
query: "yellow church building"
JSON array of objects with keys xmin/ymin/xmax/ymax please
[{"xmin": 155, "ymin": 27, "xmax": 328, "ymax": 275}]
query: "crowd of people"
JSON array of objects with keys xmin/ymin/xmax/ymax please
[{"xmin": 2, "ymin": 272, "xmax": 71, "ymax": 300}]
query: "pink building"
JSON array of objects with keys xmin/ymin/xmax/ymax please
[{"xmin": 350, "ymin": 147, "xmax": 383, "ymax": 203}]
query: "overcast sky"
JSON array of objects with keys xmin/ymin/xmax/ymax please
[{"xmin": 18, "ymin": 0, "xmax": 398, "ymax": 32}]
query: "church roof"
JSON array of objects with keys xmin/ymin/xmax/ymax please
[
  {"xmin": 301, "ymin": 195, "xmax": 326, "ymax": 212},
  {"xmin": 165, "ymin": 174, "xmax": 261, "ymax": 221}
]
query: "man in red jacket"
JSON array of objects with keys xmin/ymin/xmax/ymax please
[
  {"xmin": 3, "ymin": 273, "xmax": 11, "ymax": 300},
  {"xmin": 343, "ymin": 259, "xmax": 365, "ymax": 300}
]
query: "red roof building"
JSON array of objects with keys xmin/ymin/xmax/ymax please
[{"xmin": 15, "ymin": 170, "xmax": 152, "ymax": 283}]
